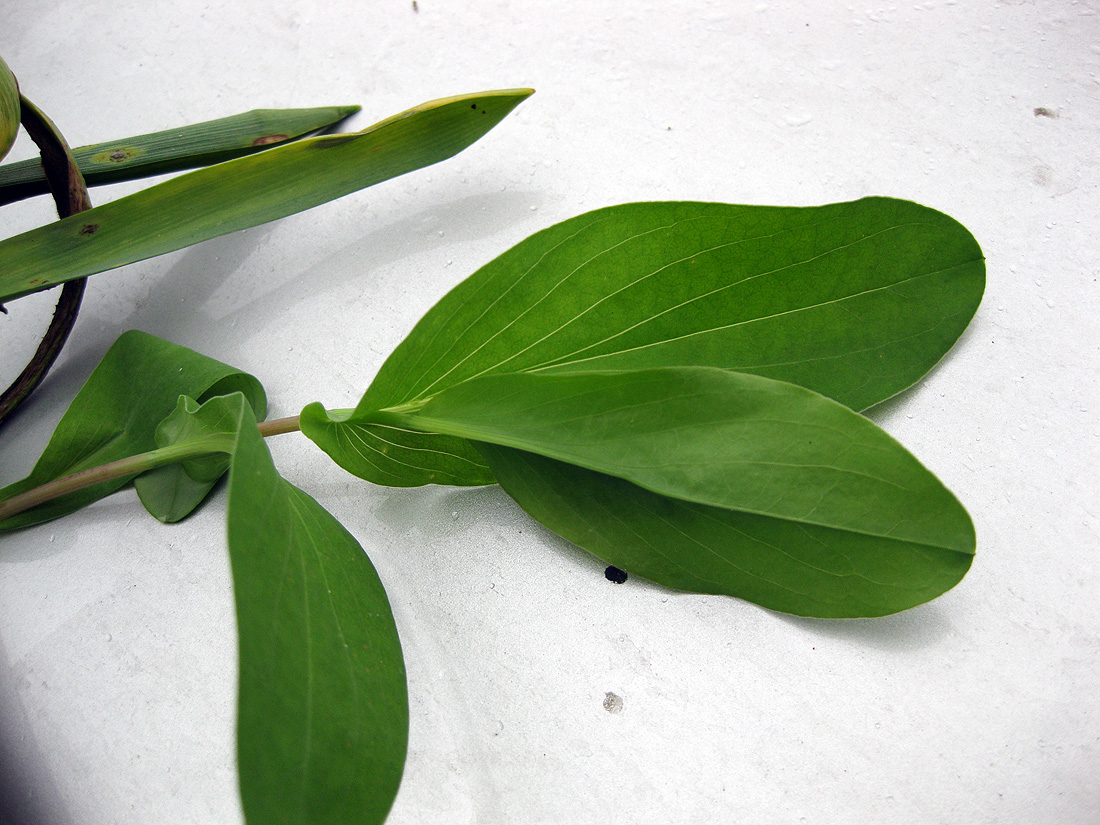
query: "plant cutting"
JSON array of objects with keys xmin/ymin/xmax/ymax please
[{"xmin": 0, "ymin": 55, "xmax": 984, "ymax": 825}]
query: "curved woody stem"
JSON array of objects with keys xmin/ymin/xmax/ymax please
[{"xmin": 0, "ymin": 95, "xmax": 91, "ymax": 426}]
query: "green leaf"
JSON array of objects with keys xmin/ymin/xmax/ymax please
[
  {"xmin": 0, "ymin": 88, "xmax": 533, "ymax": 303},
  {"xmin": 0, "ymin": 55, "xmax": 17, "ymax": 163},
  {"xmin": 376, "ymin": 367, "xmax": 973, "ymax": 551},
  {"xmin": 480, "ymin": 445, "xmax": 973, "ymax": 618},
  {"xmin": 302, "ymin": 198, "xmax": 984, "ymax": 487},
  {"xmin": 370, "ymin": 367, "xmax": 974, "ymax": 617},
  {"xmin": 0, "ymin": 330, "xmax": 265, "ymax": 530},
  {"xmin": 148, "ymin": 392, "xmax": 407, "ymax": 824},
  {"xmin": 122, "ymin": 391, "xmax": 409, "ymax": 822},
  {"xmin": 134, "ymin": 394, "xmax": 238, "ymax": 523},
  {"xmin": 0, "ymin": 105, "xmax": 361, "ymax": 205}
]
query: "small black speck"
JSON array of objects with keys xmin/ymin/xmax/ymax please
[
  {"xmin": 605, "ymin": 566, "xmax": 628, "ymax": 584},
  {"xmin": 471, "ymin": 103, "xmax": 477, "ymax": 109}
]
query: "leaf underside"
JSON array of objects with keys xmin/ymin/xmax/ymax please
[
  {"xmin": 208, "ymin": 394, "xmax": 408, "ymax": 825},
  {"xmin": 371, "ymin": 367, "xmax": 975, "ymax": 618}
]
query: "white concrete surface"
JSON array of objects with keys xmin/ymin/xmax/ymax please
[{"xmin": 1, "ymin": 2, "xmax": 1098, "ymax": 823}]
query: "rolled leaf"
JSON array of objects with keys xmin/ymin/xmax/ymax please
[
  {"xmin": 303, "ymin": 198, "xmax": 985, "ymax": 487},
  {"xmin": 0, "ymin": 105, "xmax": 361, "ymax": 205},
  {"xmin": 480, "ymin": 445, "xmax": 972, "ymax": 618},
  {"xmin": 0, "ymin": 88, "xmax": 533, "ymax": 303},
  {"xmin": 0, "ymin": 330, "xmax": 265, "ymax": 530}
]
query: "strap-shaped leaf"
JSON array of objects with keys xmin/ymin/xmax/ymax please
[
  {"xmin": 302, "ymin": 198, "xmax": 985, "ymax": 487},
  {"xmin": 0, "ymin": 330, "xmax": 265, "ymax": 530},
  {"xmin": 366, "ymin": 367, "xmax": 974, "ymax": 617},
  {"xmin": 0, "ymin": 88, "xmax": 532, "ymax": 303},
  {"xmin": 0, "ymin": 104, "xmax": 360, "ymax": 205}
]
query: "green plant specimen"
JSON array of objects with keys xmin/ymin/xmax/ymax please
[
  {"xmin": 0, "ymin": 56, "xmax": 985, "ymax": 825},
  {"xmin": 0, "ymin": 104, "xmax": 361, "ymax": 205},
  {"xmin": 0, "ymin": 55, "xmax": 17, "ymax": 162}
]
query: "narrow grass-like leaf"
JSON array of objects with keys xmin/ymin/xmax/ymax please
[
  {"xmin": 0, "ymin": 55, "xmax": 17, "ymax": 162},
  {"xmin": 302, "ymin": 198, "xmax": 984, "ymax": 487},
  {"xmin": 479, "ymin": 444, "xmax": 972, "ymax": 618},
  {"xmin": 0, "ymin": 105, "xmax": 360, "ymax": 205},
  {"xmin": 0, "ymin": 330, "xmax": 265, "ymax": 530},
  {"xmin": 0, "ymin": 88, "xmax": 532, "ymax": 303}
]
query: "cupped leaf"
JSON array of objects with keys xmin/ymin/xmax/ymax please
[
  {"xmin": 134, "ymin": 394, "xmax": 238, "ymax": 523},
  {"xmin": 0, "ymin": 55, "xmax": 17, "ymax": 163},
  {"xmin": 0, "ymin": 88, "xmax": 533, "ymax": 303},
  {"xmin": 0, "ymin": 104, "xmax": 360, "ymax": 205},
  {"xmin": 158, "ymin": 393, "xmax": 407, "ymax": 825},
  {"xmin": 304, "ymin": 198, "xmax": 984, "ymax": 487},
  {"xmin": 0, "ymin": 330, "xmax": 265, "ymax": 530},
  {"xmin": 479, "ymin": 444, "xmax": 972, "ymax": 618}
]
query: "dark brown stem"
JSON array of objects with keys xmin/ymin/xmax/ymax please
[{"xmin": 0, "ymin": 95, "xmax": 91, "ymax": 427}]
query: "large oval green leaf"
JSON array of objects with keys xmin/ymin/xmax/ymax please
[
  {"xmin": 303, "ymin": 198, "xmax": 985, "ymax": 486},
  {"xmin": 368, "ymin": 367, "xmax": 974, "ymax": 617},
  {"xmin": 120, "ymin": 391, "xmax": 409, "ymax": 823},
  {"xmin": 479, "ymin": 445, "xmax": 972, "ymax": 618},
  {"xmin": 0, "ymin": 88, "xmax": 532, "ymax": 303},
  {"xmin": 215, "ymin": 394, "xmax": 408, "ymax": 825}
]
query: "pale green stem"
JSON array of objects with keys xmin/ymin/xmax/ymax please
[{"xmin": 0, "ymin": 414, "xmax": 302, "ymax": 522}]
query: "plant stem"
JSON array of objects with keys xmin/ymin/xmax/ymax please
[
  {"xmin": 0, "ymin": 414, "xmax": 301, "ymax": 522},
  {"xmin": 257, "ymin": 414, "xmax": 301, "ymax": 437}
]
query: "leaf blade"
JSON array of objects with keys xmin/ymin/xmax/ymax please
[
  {"xmin": 305, "ymin": 198, "xmax": 984, "ymax": 487},
  {"xmin": 0, "ymin": 105, "xmax": 361, "ymax": 204},
  {"xmin": 380, "ymin": 367, "xmax": 975, "ymax": 554},
  {"xmin": 0, "ymin": 55, "xmax": 17, "ymax": 163},
  {"xmin": 0, "ymin": 330, "xmax": 265, "ymax": 530},
  {"xmin": 219, "ymin": 395, "xmax": 408, "ymax": 825},
  {"xmin": 479, "ymin": 444, "xmax": 972, "ymax": 618},
  {"xmin": 0, "ymin": 88, "xmax": 532, "ymax": 303}
]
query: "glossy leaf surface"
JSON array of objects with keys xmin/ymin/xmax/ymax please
[
  {"xmin": 480, "ymin": 444, "xmax": 972, "ymax": 618},
  {"xmin": 165, "ymin": 394, "xmax": 406, "ymax": 825},
  {"xmin": 0, "ymin": 330, "xmax": 265, "ymax": 530},
  {"xmin": 0, "ymin": 104, "xmax": 360, "ymax": 205},
  {"xmin": 0, "ymin": 88, "xmax": 532, "ymax": 303},
  {"xmin": 0, "ymin": 55, "xmax": 16, "ymax": 163},
  {"xmin": 303, "ymin": 198, "xmax": 984, "ymax": 487}
]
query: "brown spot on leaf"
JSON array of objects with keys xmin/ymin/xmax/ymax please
[
  {"xmin": 252, "ymin": 134, "xmax": 289, "ymax": 146},
  {"xmin": 92, "ymin": 146, "xmax": 141, "ymax": 164},
  {"xmin": 79, "ymin": 223, "xmax": 99, "ymax": 235}
]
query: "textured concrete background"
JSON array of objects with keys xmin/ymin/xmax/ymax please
[{"xmin": 1, "ymin": 2, "xmax": 1098, "ymax": 823}]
